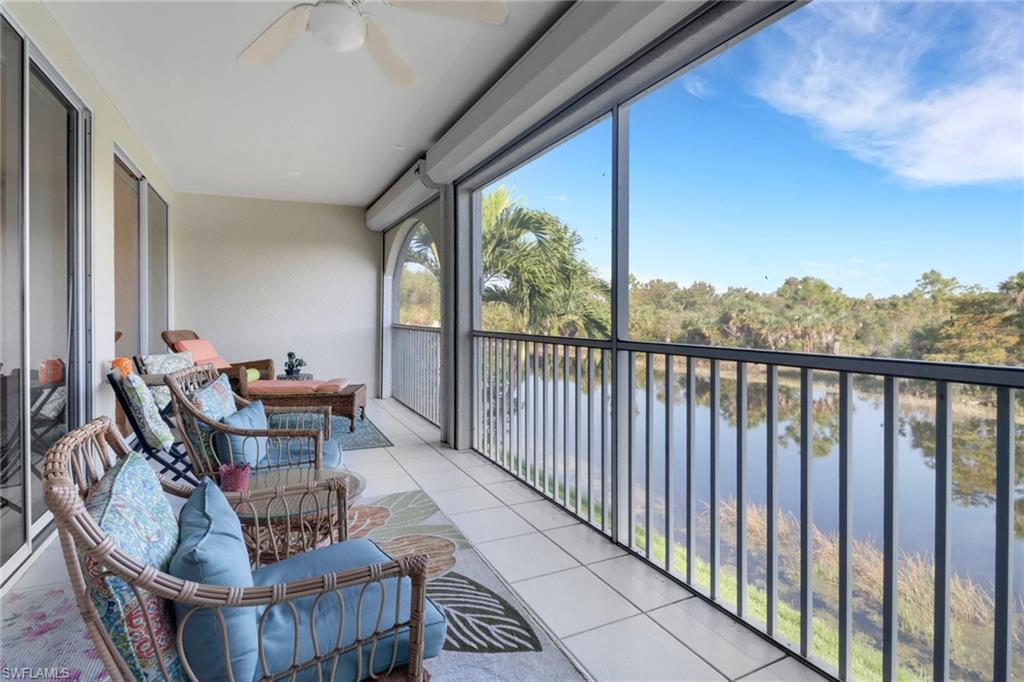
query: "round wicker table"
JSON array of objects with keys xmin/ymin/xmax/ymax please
[{"xmin": 233, "ymin": 467, "xmax": 351, "ymax": 566}]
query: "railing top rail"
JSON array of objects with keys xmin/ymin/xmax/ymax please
[
  {"xmin": 471, "ymin": 329, "xmax": 613, "ymax": 350},
  {"xmin": 392, "ymin": 323, "xmax": 442, "ymax": 332},
  {"xmin": 471, "ymin": 329, "xmax": 1024, "ymax": 388}
]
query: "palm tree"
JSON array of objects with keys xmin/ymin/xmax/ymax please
[
  {"xmin": 402, "ymin": 223, "xmax": 441, "ymax": 280},
  {"xmin": 998, "ymin": 271, "xmax": 1024, "ymax": 312},
  {"xmin": 480, "ymin": 187, "xmax": 610, "ymax": 338}
]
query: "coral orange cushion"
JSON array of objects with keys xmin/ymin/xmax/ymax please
[
  {"xmin": 174, "ymin": 339, "xmax": 231, "ymax": 370},
  {"xmin": 246, "ymin": 380, "xmax": 322, "ymax": 395},
  {"xmin": 316, "ymin": 378, "xmax": 350, "ymax": 393}
]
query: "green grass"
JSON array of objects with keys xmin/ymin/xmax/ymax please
[
  {"xmin": 485, "ymin": 452, "xmax": 1022, "ymax": 680},
  {"xmin": 632, "ymin": 526, "xmax": 919, "ymax": 682}
]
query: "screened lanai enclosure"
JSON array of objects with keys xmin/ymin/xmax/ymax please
[
  {"xmin": 388, "ymin": 2, "xmax": 1024, "ymax": 680},
  {"xmin": 0, "ymin": 0, "xmax": 1020, "ymax": 679}
]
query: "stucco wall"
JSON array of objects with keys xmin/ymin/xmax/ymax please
[{"xmin": 173, "ymin": 193, "xmax": 381, "ymax": 394}]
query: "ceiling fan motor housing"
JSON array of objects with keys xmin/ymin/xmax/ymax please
[{"xmin": 310, "ymin": 1, "xmax": 367, "ymax": 53}]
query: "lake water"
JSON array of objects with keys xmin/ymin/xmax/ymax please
[{"xmin": 483, "ymin": 362, "xmax": 1024, "ymax": 599}]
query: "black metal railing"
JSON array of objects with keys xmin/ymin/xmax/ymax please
[
  {"xmin": 391, "ymin": 325, "xmax": 441, "ymax": 425},
  {"xmin": 472, "ymin": 329, "xmax": 1022, "ymax": 681}
]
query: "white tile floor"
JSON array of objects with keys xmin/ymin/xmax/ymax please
[{"xmin": 2, "ymin": 398, "xmax": 831, "ymax": 682}]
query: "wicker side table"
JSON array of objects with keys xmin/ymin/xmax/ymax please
[{"xmin": 232, "ymin": 467, "xmax": 352, "ymax": 566}]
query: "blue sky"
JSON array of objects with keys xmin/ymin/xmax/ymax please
[{"xmin": 485, "ymin": 1, "xmax": 1023, "ymax": 298}]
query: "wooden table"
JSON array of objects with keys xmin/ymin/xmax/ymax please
[{"xmin": 337, "ymin": 383, "xmax": 367, "ymax": 432}]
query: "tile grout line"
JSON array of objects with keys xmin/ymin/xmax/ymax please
[{"xmin": 731, "ymin": 654, "xmax": 790, "ymax": 681}]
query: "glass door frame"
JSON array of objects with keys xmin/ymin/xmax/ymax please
[
  {"xmin": 0, "ymin": 6, "xmax": 92, "ymax": 584},
  {"xmin": 113, "ymin": 146, "xmax": 170, "ymax": 356}
]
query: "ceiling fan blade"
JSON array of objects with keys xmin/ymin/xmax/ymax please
[
  {"xmin": 238, "ymin": 5, "xmax": 312, "ymax": 64},
  {"xmin": 389, "ymin": 0, "xmax": 507, "ymax": 25},
  {"xmin": 363, "ymin": 15, "xmax": 422, "ymax": 87}
]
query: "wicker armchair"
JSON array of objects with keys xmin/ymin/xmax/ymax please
[
  {"xmin": 165, "ymin": 364, "xmax": 339, "ymax": 480},
  {"xmin": 43, "ymin": 417, "xmax": 437, "ymax": 682},
  {"xmin": 161, "ymin": 328, "xmax": 275, "ymax": 384}
]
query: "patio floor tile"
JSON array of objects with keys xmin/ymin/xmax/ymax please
[
  {"xmin": 450, "ymin": 506, "xmax": 535, "ymax": 544},
  {"xmin": 544, "ymin": 524, "xmax": 626, "ymax": 564},
  {"xmin": 410, "ymin": 469, "xmax": 478, "ymax": 492},
  {"xmin": 475, "ymin": 532, "xmax": 579, "ymax": 583},
  {"xmin": 484, "ymin": 480, "xmax": 542, "ymax": 505},
  {"xmin": 739, "ymin": 657, "xmax": 830, "ymax": 681},
  {"xmin": 589, "ymin": 555, "xmax": 694, "ymax": 611},
  {"xmin": 563, "ymin": 614, "xmax": 727, "ymax": 681},
  {"xmin": 514, "ymin": 566, "xmax": 639, "ymax": 637},
  {"xmin": 465, "ymin": 463, "xmax": 515, "ymax": 484},
  {"xmin": 359, "ymin": 473, "xmax": 419, "ymax": 499},
  {"xmin": 396, "ymin": 454, "xmax": 458, "ymax": 474},
  {"xmin": 511, "ymin": 499, "xmax": 580, "ymax": 531},
  {"xmin": 427, "ymin": 485, "xmax": 505, "ymax": 515},
  {"xmin": 649, "ymin": 597, "xmax": 786, "ymax": 680},
  {"xmin": 441, "ymin": 450, "xmax": 490, "ymax": 469}
]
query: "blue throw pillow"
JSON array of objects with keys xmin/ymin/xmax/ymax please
[
  {"xmin": 214, "ymin": 400, "xmax": 268, "ymax": 467},
  {"xmin": 169, "ymin": 479, "xmax": 257, "ymax": 681}
]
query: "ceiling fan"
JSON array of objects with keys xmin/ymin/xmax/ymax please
[{"xmin": 238, "ymin": 0, "xmax": 508, "ymax": 87}]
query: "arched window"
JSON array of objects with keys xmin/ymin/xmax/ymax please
[{"xmin": 395, "ymin": 222, "xmax": 440, "ymax": 327}]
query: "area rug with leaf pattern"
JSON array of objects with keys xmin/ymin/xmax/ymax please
[
  {"xmin": 347, "ymin": 485, "xmax": 584, "ymax": 681},
  {"xmin": 0, "ymin": 482, "xmax": 583, "ymax": 681}
]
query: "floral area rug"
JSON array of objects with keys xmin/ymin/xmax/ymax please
[
  {"xmin": 349, "ymin": 489, "xmax": 584, "ymax": 681},
  {"xmin": 0, "ymin": 584, "xmax": 107, "ymax": 680},
  {"xmin": 0, "ymin": 486, "xmax": 582, "ymax": 681}
]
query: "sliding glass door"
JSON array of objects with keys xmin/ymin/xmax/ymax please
[
  {"xmin": 146, "ymin": 187, "xmax": 169, "ymax": 353},
  {"xmin": 0, "ymin": 11, "xmax": 91, "ymax": 582},
  {"xmin": 114, "ymin": 153, "xmax": 168, "ymax": 358},
  {"xmin": 114, "ymin": 157, "xmax": 140, "ymax": 358},
  {"xmin": 0, "ymin": 16, "xmax": 26, "ymax": 569},
  {"xmin": 27, "ymin": 65, "xmax": 77, "ymax": 529}
]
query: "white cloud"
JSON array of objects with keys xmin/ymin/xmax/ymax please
[
  {"xmin": 754, "ymin": 1, "xmax": 1024, "ymax": 186},
  {"xmin": 678, "ymin": 73, "xmax": 711, "ymax": 98}
]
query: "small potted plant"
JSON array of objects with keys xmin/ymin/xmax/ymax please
[{"xmin": 284, "ymin": 351, "xmax": 306, "ymax": 377}]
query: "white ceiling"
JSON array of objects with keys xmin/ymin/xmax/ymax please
[{"xmin": 46, "ymin": 1, "xmax": 567, "ymax": 206}]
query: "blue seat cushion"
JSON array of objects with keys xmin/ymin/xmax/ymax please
[
  {"xmin": 169, "ymin": 479, "xmax": 257, "ymax": 681},
  {"xmin": 264, "ymin": 437, "xmax": 343, "ymax": 470},
  {"xmin": 251, "ymin": 539, "xmax": 446, "ymax": 681},
  {"xmin": 214, "ymin": 400, "xmax": 268, "ymax": 467}
]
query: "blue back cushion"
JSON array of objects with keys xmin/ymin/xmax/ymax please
[
  {"xmin": 252, "ymin": 539, "xmax": 447, "ymax": 679},
  {"xmin": 169, "ymin": 479, "xmax": 257, "ymax": 681},
  {"xmin": 214, "ymin": 400, "xmax": 268, "ymax": 467}
]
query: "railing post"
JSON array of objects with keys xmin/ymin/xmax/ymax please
[
  {"xmin": 800, "ymin": 367, "xmax": 814, "ymax": 656},
  {"xmin": 882, "ymin": 376, "xmax": 899, "ymax": 682},
  {"xmin": 766, "ymin": 364, "xmax": 778, "ymax": 636},
  {"xmin": 932, "ymin": 380, "xmax": 951, "ymax": 682},
  {"xmin": 839, "ymin": 372, "xmax": 853, "ymax": 680},
  {"xmin": 736, "ymin": 361, "xmax": 747, "ymax": 617},
  {"xmin": 993, "ymin": 387, "xmax": 1015, "ymax": 682}
]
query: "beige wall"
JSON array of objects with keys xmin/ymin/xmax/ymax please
[
  {"xmin": 173, "ymin": 193, "xmax": 381, "ymax": 394},
  {"xmin": 4, "ymin": 2, "xmax": 176, "ymax": 420}
]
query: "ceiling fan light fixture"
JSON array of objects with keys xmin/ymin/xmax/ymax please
[{"xmin": 309, "ymin": 2, "xmax": 366, "ymax": 53}]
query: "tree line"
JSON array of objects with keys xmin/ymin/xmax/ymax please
[{"xmin": 398, "ymin": 187, "xmax": 1023, "ymax": 367}]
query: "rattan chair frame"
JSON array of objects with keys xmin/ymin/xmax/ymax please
[
  {"xmin": 164, "ymin": 364, "xmax": 335, "ymax": 480},
  {"xmin": 43, "ymin": 417, "xmax": 431, "ymax": 682}
]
